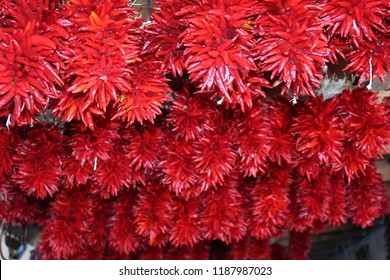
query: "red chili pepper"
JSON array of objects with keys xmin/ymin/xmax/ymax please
[
  {"xmin": 0, "ymin": 87, "xmax": 15, "ymax": 107},
  {"xmin": 31, "ymin": 34, "xmax": 56, "ymax": 49}
]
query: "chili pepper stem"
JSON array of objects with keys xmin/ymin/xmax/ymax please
[
  {"xmin": 217, "ymin": 97, "xmax": 224, "ymax": 105},
  {"xmin": 352, "ymin": 20, "xmax": 359, "ymax": 34},
  {"xmin": 367, "ymin": 57, "xmax": 373, "ymax": 90},
  {"xmin": 290, "ymin": 96, "xmax": 297, "ymax": 105},
  {"xmin": 94, "ymin": 157, "xmax": 98, "ymax": 171},
  {"xmin": 6, "ymin": 114, "xmax": 11, "ymax": 130}
]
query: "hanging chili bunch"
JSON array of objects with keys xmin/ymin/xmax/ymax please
[
  {"xmin": 111, "ymin": 59, "xmax": 170, "ymax": 126},
  {"xmin": 0, "ymin": 0, "xmax": 65, "ymax": 126},
  {"xmin": 332, "ymin": 88, "xmax": 390, "ymax": 181},
  {"xmin": 348, "ymin": 162, "xmax": 389, "ymax": 228},
  {"xmin": 142, "ymin": 0, "xmax": 187, "ymax": 77},
  {"xmin": 13, "ymin": 125, "xmax": 66, "ymax": 199},
  {"xmin": 344, "ymin": 35, "xmax": 390, "ymax": 87},
  {"xmin": 144, "ymin": 0, "xmax": 270, "ymax": 109},
  {"xmin": 52, "ymin": 0, "xmax": 143, "ymax": 129},
  {"xmin": 292, "ymin": 95, "xmax": 344, "ymax": 180},
  {"xmin": 133, "ymin": 181, "xmax": 174, "ymax": 247},
  {"xmin": 180, "ymin": 0, "xmax": 264, "ymax": 109},
  {"xmin": 249, "ymin": 164, "xmax": 292, "ymax": 240},
  {"xmin": 38, "ymin": 189, "xmax": 95, "ymax": 259},
  {"xmin": 254, "ymin": 0, "xmax": 330, "ymax": 98},
  {"xmin": 200, "ymin": 173, "xmax": 248, "ymax": 244},
  {"xmin": 169, "ymin": 195, "xmax": 203, "ymax": 247},
  {"xmin": 320, "ymin": 0, "xmax": 389, "ymax": 45},
  {"xmin": 322, "ymin": 0, "xmax": 390, "ymax": 88},
  {"xmin": 108, "ymin": 190, "xmax": 141, "ymax": 256},
  {"xmin": 231, "ymin": 97, "xmax": 272, "ymax": 177}
]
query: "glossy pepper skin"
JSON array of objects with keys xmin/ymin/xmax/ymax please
[
  {"xmin": 0, "ymin": 0, "xmax": 64, "ymax": 126},
  {"xmin": 1, "ymin": 86, "xmax": 388, "ymax": 260},
  {"xmin": 1, "ymin": 0, "xmax": 389, "ymax": 128},
  {"xmin": 0, "ymin": 0, "xmax": 390, "ymax": 260},
  {"xmin": 1, "ymin": 0, "xmax": 170, "ymax": 130}
]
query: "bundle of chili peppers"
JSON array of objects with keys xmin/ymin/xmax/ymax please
[{"xmin": 0, "ymin": 0, "xmax": 389, "ymax": 260}]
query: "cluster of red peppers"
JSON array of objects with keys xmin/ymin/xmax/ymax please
[{"xmin": 0, "ymin": 0, "xmax": 389, "ymax": 260}]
